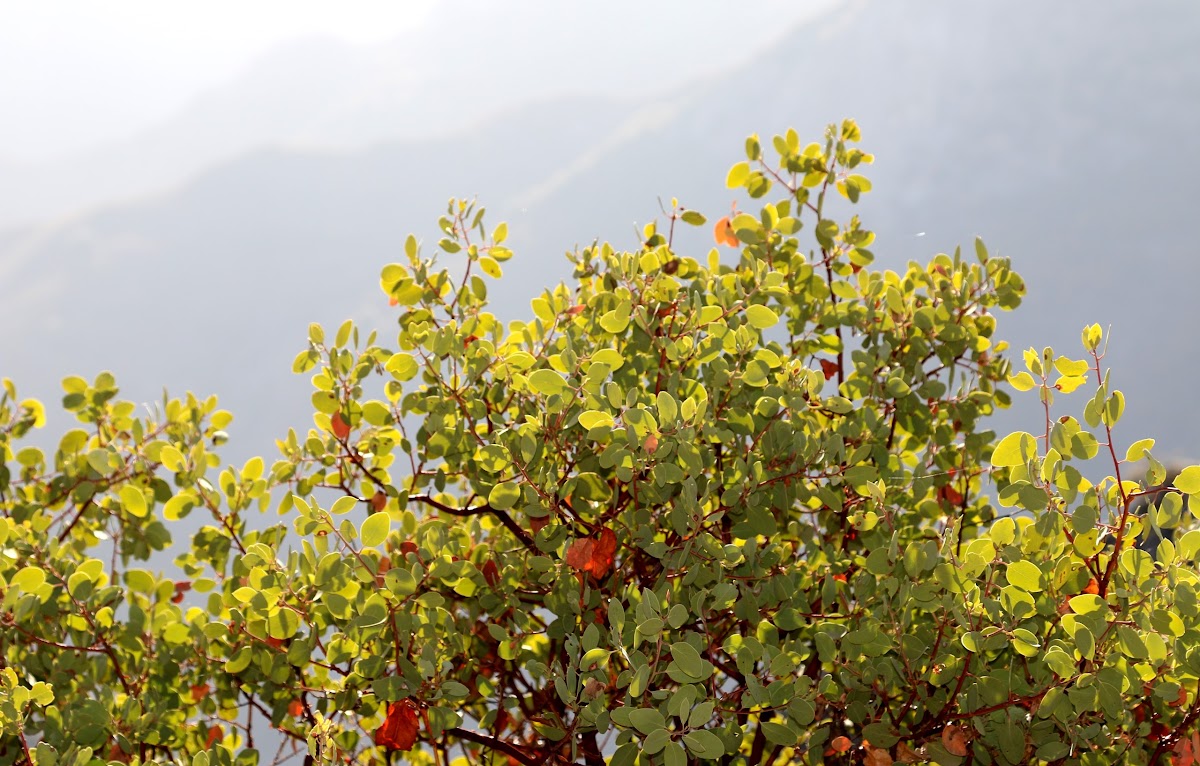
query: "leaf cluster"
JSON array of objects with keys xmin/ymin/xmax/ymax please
[{"xmin": 1, "ymin": 122, "xmax": 1191, "ymax": 766}]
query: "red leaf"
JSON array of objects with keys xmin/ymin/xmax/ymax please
[
  {"xmin": 819, "ymin": 359, "xmax": 839, "ymax": 380},
  {"xmin": 481, "ymin": 560, "xmax": 500, "ymax": 588},
  {"xmin": 189, "ymin": 683, "xmax": 210, "ymax": 702},
  {"xmin": 204, "ymin": 725, "xmax": 223, "ymax": 749},
  {"xmin": 938, "ymin": 485, "xmax": 964, "ymax": 506},
  {"xmin": 565, "ymin": 538, "xmax": 594, "ymax": 572},
  {"xmin": 492, "ymin": 708, "xmax": 510, "ymax": 735},
  {"xmin": 288, "ymin": 699, "xmax": 305, "ymax": 717},
  {"xmin": 566, "ymin": 304, "xmax": 587, "ymax": 316},
  {"xmin": 529, "ymin": 515, "xmax": 549, "ymax": 534},
  {"xmin": 370, "ymin": 491, "xmax": 388, "ymax": 512},
  {"xmin": 331, "ymin": 411, "xmax": 351, "ymax": 440},
  {"xmin": 713, "ymin": 216, "xmax": 739, "ymax": 247},
  {"xmin": 375, "ymin": 699, "xmax": 420, "ymax": 751},
  {"xmin": 1173, "ymin": 737, "xmax": 1195, "ymax": 766}
]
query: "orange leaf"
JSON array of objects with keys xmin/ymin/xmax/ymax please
[
  {"xmin": 288, "ymin": 699, "xmax": 305, "ymax": 717},
  {"xmin": 375, "ymin": 699, "xmax": 420, "ymax": 751},
  {"xmin": 370, "ymin": 491, "xmax": 388, "ymax": 512},
  {"xmin": 264, "ymin": 636, "xmax": 285, "ymax": 649},
  {"xmin": 942, "ymin": 724, "xmax": 969, "ymax": 757},
  {"xmin": 590, "ymin": 528, "xmax": 617, "ymax": 579},
  {"xmin": 830, "ymin": 736, "xmax": 852, "ymax": 754},
  {"xmin": 566, "ymin": 529, "xmax": 618, "ymax": 578},
  {"xmin": 1171, "ymin": 686, "xmax": 1189, "ymax": 708},
  {"xmin": 1083, "ymin": 578, "xmax": 1100, "ymax": 595},
  {"xmin": 566, "ymin": 304, "xmax": 587, "ymax": 316},
  {"xmin": 388, "ymin": 295, "xmax": 399, "ymax": 307},
  {"xmin": 189, "ymin": 683, "xmax": 210, "ymax": 702},
  {"xmin": 713, "ymin": 216, "xmax": 739, "ymax": 247},
  {"xmin": 864, "ymin": 746, "xmax": 894, "ymax": 766},
  {"xmin": 643, "ymin": 434, "xmax": 659, "ymax": 454},
  {"xmin": 819, "ymin": 359, "xmax": 839, "ymax": 381},
  {"xmin": 331, "ymin": 411, "xmax": 351, "ymax": 440},
  {"xmin": 895, "ymin": 743, "xmax": 922, "ymax": 764}
]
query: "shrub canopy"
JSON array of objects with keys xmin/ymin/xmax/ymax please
[{"xmin": 2, "ymin": 122, "xmax": 1198, "ymax": 766}]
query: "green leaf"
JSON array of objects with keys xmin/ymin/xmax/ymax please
[
  {"xmin": 683, "ymin": 730, "xmax": 724, "ymax": 759},
  {"xmin": 656, "ymin": 392, "xmax": 679, "ymax": 423},
  {"xmin": 628, "ymin": 708, "xmax": 666, "ymax": 734},
  {"xmin": 488, "ymin": 483, "xmax": 521, "ymax": 510},
  {"xmin": 669, "ymin": 642, "xmax": 705, "ymax": 678},
  {"xmin": 760, "ymin": 721, "xmax": 798, "ymax": 746},
  {"xmin": 386, "ymin": 353, "xmax": 419, "ymax": 382},
  {"xmin": 360, "ymin": 512, "xmax": 391, "ymax": 547},
  {"xmin": 529, "ymin": 369, "xmax": 568, "ymax": 396},
  {"xmin": 680, "ymin": 210, "xmax": 706, "ymax": 226},
  {"xmin": 267, "ymin": 608, "xmax": 300, "ymax": 640}
]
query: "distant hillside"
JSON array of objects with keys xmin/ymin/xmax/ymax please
[{"xmin": 3, "ymin": 0, "xmax": 1199, "ymax": 466}]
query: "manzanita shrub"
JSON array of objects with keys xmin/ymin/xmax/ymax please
[{"xmin": 2, "ymin": 121, "xmax": 1198, "ymax": 766}]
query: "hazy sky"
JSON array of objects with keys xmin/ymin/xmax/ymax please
[
  {"xmin": 0, "ymin": 1, "xmax": 438, "ymax": 162},
  {"xmin": 0, "ymin": 1, "xmax": 838, "ymax": 165}
]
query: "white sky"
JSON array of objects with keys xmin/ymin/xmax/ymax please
[{"xmin": 0, "ymin": 1, "xmax": 439, "ymax": 162}]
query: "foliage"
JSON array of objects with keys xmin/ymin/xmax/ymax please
[{"xmin": 1, "ymin": 121, "xmax": 1196, "ymax": 766}]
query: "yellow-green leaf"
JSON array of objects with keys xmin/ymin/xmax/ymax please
[
  {"xmin": 386, "ymin": 353, "xmax": 419, "ymax": 381},
  {"xmin": 529, "ymin": 369, "xmax": 567, "ymax": 396},
  {"xmin": 120, "ymin": 485, "xmax": 148, "ymax": 518},
  {"xmin": 360, "ymin": 511, "xmax": 391, "ymax": 547},
  {"xmin": 992, "ymin": 431, "xmax": 1037, "ymax": 467},
  {"xmin": 1125, "ymin": 439, "xmax": 1155, "ymax": 463},
  {"xmin": 744, "ymin": 304, "xmax": 779, "ymax": 330}
]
